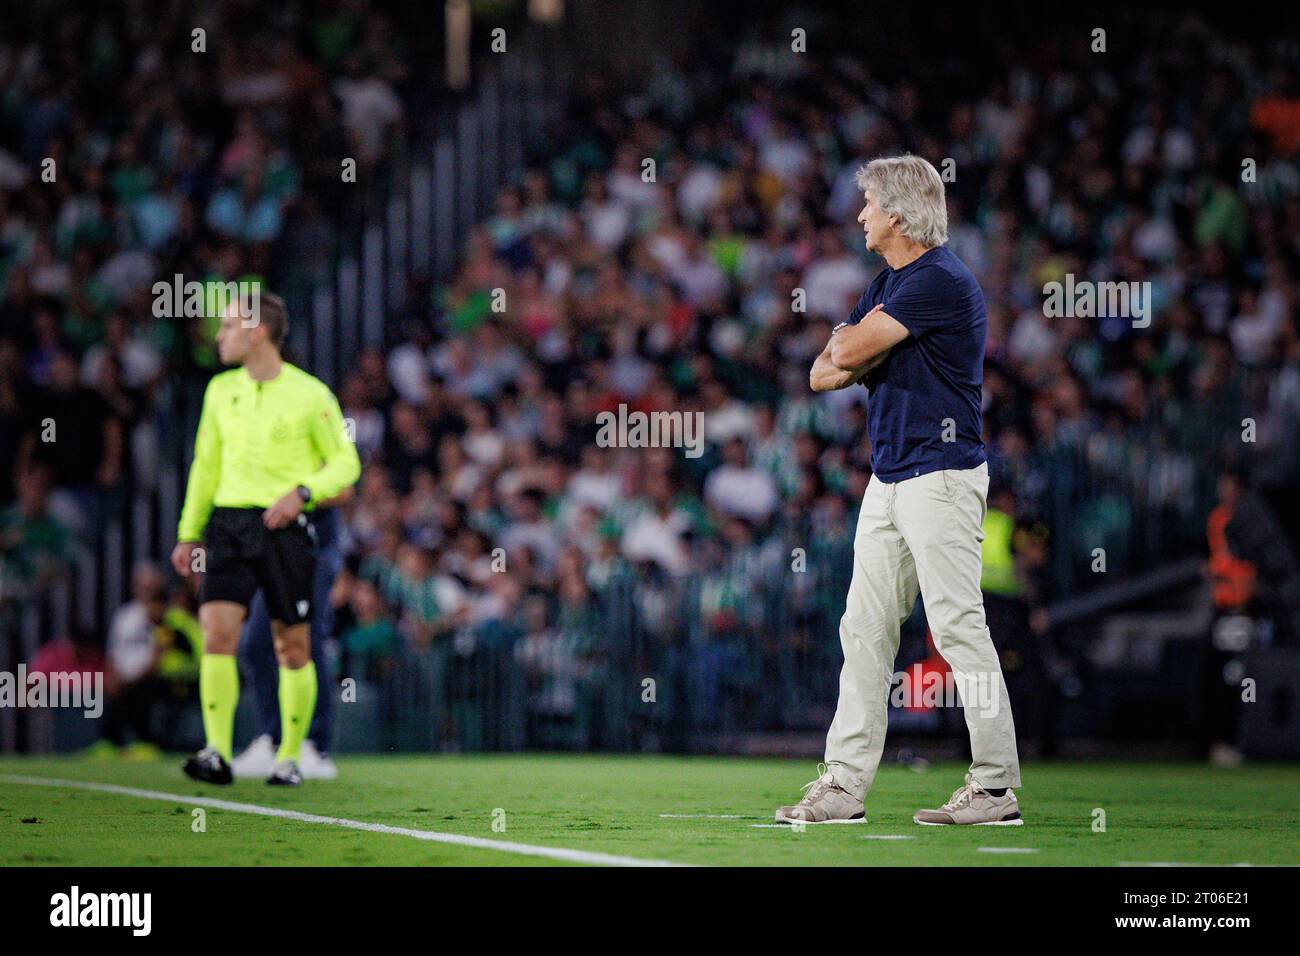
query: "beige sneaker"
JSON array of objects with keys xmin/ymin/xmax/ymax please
[
  {"xmin": 914, "ymin": 774, "xmax": 1022, "ymax": 826},
  {"xmin": 774, "ymin": 764, "xmax": 866, "ymax": 824}
]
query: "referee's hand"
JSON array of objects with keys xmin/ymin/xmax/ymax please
[
  {"xmin": 171, "ymin": 541, "xmax": 199, "ymax": 577},
  {"xmin": 263, "ymin": 490, "xmax": 305, "ymax": 530}
]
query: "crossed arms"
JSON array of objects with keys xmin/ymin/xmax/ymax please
[{"xmin": 809, "ymin": 304, "xmax": 912, "ymax": 392}]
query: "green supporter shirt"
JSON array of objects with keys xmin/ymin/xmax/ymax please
[{"xmin": 177, "ymin": 363, "xmax": 361, "ymax": 542}]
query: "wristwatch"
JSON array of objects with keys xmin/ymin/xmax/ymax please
[
  {"xmin": 296, "ymin": 484, "xmax": 312, "ymax": 504},
  {"xmin": 831, "ymin": 321, "xmax": 851, "ymax": 335}
]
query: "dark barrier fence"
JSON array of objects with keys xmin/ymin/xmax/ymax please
[{"xmin": 332, "ymin": 528, "xmax": 859, "ymax": 754}]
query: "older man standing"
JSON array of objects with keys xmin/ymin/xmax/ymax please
[{"xmin": 775, "ymin": 155, "xmax": 1023, "ymax": 826}]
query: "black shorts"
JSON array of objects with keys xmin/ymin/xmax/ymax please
[{"xmin": 200, "ymin": 507, "xmax": 318, "ymax": 626}]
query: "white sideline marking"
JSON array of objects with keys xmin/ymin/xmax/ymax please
[
  {"xmin": 659, "ymin": 813, "xmax": 744, "ymax": 819},
  {"xmin": 0, "ymin": 774, "xmax": 690, "ymax": 868},
  {"xmin": 1116, "ymin": 861, "xmax": 1259, "ymax": 868},
  {"xmin": 863, "ymin": 835, "xmax": 915, "ymax": 840},
  {"xmin": 977, "ymin": 846, "xmax": 1038, "ymax": 854},
  {"xmin": 754, "ymin": 820, "xmax": 868, "ymax": 827}
]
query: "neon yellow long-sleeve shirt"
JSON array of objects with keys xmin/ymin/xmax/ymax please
[{"xmin": 177, "ymin": 363, "xmax": 361, "ymax": 541}]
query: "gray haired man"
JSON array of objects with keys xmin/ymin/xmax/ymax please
[{"xmin": 776, "ymin": 155, "xmax": 1023, "ymax": 826}]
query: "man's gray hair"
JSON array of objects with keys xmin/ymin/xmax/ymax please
[{"xmin": 855, "ymin": 155, "xmax": 948, "ymax": 248}]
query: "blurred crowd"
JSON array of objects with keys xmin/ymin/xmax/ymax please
[
  {"xmin": 0, "ymin": 0, "xmax": 416, "ymax": 740},
  {"xmin": 322, "ymin": 10, "xmax": 1300, "ymax": 732},
  {"xmin": 2, "ymin": 4, "xmax": 1299, "ymax": 744},
  {"xmin": 0, "ymin": 0, "xmax": 412, "ymax": 541}
]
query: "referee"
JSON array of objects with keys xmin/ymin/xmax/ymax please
[{"xmin": 171, "ymin": 292, "xmax": 360, "ymax": 786}]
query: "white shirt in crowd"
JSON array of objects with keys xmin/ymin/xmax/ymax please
[
  {"xmin": 107, "ymin": 601, "xmax": 155, "ymax": 683},
  {"xmin": 704, "ymin": 464, "xmax": 778, "ymax": 523}
]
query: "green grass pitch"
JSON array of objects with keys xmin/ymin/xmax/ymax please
[{"xmin": 0, "ymin": 755, "xmax": 1296, "ymax": 866}]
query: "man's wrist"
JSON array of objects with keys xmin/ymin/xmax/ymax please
[{"xmin": 296, "ymin": 484, "xmax": 312, "ymax": 505}]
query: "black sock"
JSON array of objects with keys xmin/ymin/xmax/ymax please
[{"xmin": 985, "ymin": 788, "xmax": 1007, "ymax": 797}]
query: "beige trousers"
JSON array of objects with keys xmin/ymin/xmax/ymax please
[{"xmin": 825, "ymin": 462, "xmax": 1021, "ymax": 798}]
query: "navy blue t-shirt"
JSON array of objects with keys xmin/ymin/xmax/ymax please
[{"xmin": 847, "ymin": 245, "xmax": 987, "ymax": 482}]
